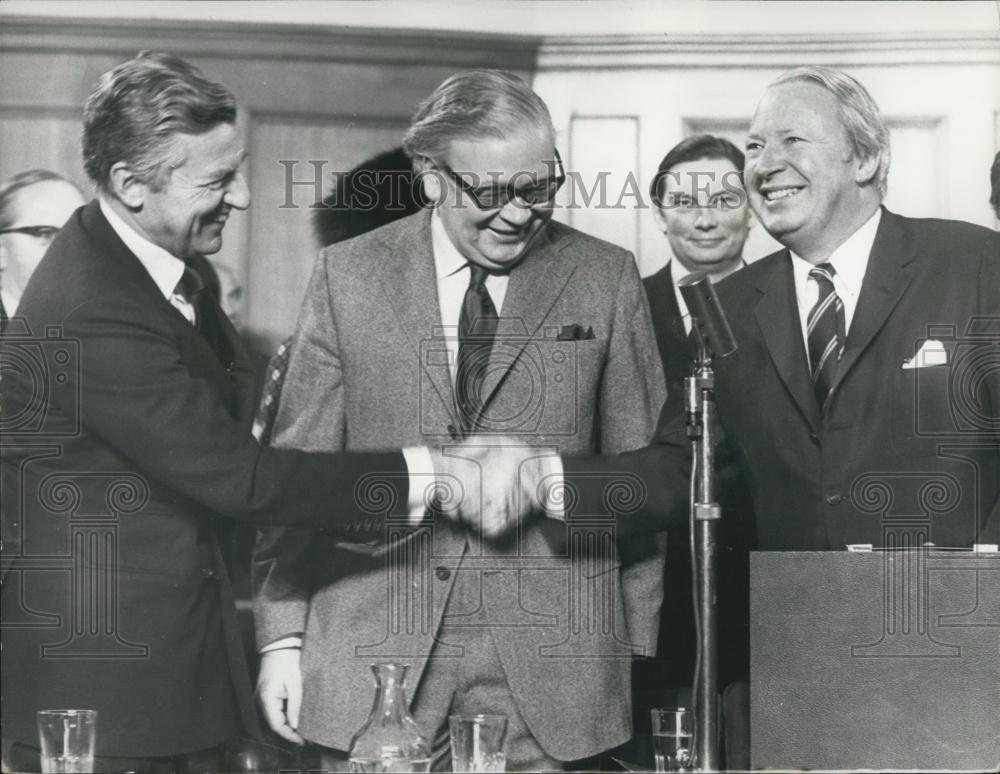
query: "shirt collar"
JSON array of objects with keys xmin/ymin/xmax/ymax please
[
  {"xmin": 431, "ymin": 208, "xmax": 470, "ymax": 280},
  {"xmin": 100, "ymin": 197, "xmax": 186, "ymax": 300},
  {"xmin": 1, "ymin": 288, "xmax": 18, "ymax": 318},
  {"xmin": 790, "ymin": 207, "xmax": 881, "ymax": 295},
  {"xmin": 668, "ymin": 258, "xmax": 695, "ymax": 288}
]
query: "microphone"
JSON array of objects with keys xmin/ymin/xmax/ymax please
[{"xmin": 678, "ymin": 272, "xmax": 738, "ymax": 358}]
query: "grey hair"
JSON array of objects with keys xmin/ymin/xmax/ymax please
[
  {"xmin": 772, "ymin": 66, "xmax": 891, "ymax": 197},
  {"xmin": 82, "ymin": 51, "xmax": 237, "ymax": 194},
  {"xmin": 0, "ymin": 169, "xmax": 78, "ymax": 230},
  {"xmin": 402, "ymin": 70, "xmax": 554, "ymax": 162}
]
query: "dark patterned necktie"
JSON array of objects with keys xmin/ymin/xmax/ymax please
[
  {"xmin": 176, "ymin": 263, "xmax": 234, "ymax": 369},
  {"xmin": 172, "ymin": 266, "xmax": 204, "ymax": 328},
  {"xmin": 456, "ymin": 263, "xmax": 499, "ymax": 433},
  {"xmin": 807, "ymin": 262, "xmax": 846, "ymax": 411}
]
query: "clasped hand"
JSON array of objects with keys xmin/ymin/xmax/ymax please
[{"xmin": 429, "ymin": 435, "xmax": 559, "ymax": 538}]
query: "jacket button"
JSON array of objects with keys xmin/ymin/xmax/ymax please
[
  {"xmin": 201, "ymin": 567, "xmax": 217, "ymax": 579},
  {"xmin": 809, "ymin": 432, "xmax": 821, "ymax": 446},
  {"xmin": 435, "ymin": 567, "xmax": 451, "ymax": 581},
  {"xmin": 825, "ymin": 492, "xmax": 844, "ymax": 505}
]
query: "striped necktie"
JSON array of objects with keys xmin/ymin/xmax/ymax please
[
  {"xmin": 456, "ymin": 263, "xmax": 499, "ymax": 433},
  {"xmin": 807, "ymin": 262, "xmax": 845, "ymax": 411}
]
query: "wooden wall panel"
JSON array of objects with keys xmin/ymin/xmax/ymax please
[
  {"xmin": 247, "ymin": 117, "xmax": 408, "ymax": 344},
  {"xmin": 0, "ymin": 108, "xmax": 93, "ymax": 195},
  {"xmin": 0, "ymin": 17, "xmax": 541, "ymax": 348}
]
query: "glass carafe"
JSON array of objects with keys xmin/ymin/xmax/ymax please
[{"xmin": 347, "ymin": 663, "xmax": 431, "ymax": 773}]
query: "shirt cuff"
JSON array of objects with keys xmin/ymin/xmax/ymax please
[
  {"xmin": 260, "ymin": 636, "xmax": 302, "ymax": 653},
  {"xmin": 402, "ymin": 446, "xmax": 435, "ymax": 526}
]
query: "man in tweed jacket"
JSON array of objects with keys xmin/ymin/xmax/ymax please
[{"xmin": 253, "ymin": 70, "xmax": 666, "ymax": 771}]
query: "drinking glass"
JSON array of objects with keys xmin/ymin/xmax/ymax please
[
  {"xmin": 650, "ymin": 707, "xmax": 694, "ymax": 772},
  {"xmin": 37, "ymin": 709, "xmax": 96, "ymax": 774},
  {"xmin": 449, "ymin": 714, "xmax": 508, "ymax": 772}
]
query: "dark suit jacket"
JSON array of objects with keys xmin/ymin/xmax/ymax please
[
  {"xmin": 0, "ymin": 201, "xmax": 408, "ymax": 757},
  {"xmin": 641, "ymin": 261, "xmax": 752, "ymax": 688},
  {"xmin": 643, "ymin": 262, "xmax": 695, "ymax": 397},
  {"xmin": 569, "ymin": 209, "xmax": 1000, "ymax": 550}
]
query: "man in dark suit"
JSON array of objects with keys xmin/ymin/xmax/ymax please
[
  {"xmin": 643, "ymin": 135, "xmax": 751, "ymax": 397},
  {"xmin": 638, "ymin": 135, "xmax": 754, "ymax": 718},
  {"xmin": 508, "ymin": 65, "xmax": 1000, "ymax": 769},
  {"xmin": 564, "ymin": 64, "xmax": 999, "ymax": 568},
  {"xmin": 0, "ymin": 52, "xmax": 519, "ymax": 773}
]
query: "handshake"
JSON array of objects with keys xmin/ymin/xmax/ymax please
[{"xmin": 426, "ymin": 435, "xmax": 563, "ymax": 538}]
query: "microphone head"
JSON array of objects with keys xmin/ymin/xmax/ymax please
[{"xmin": 678, "ymin": 272, "xmax": 738, "ymax": 358}]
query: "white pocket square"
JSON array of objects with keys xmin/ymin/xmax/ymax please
[{"xmin": 902, "ymin": 339, "xmax": 948, "ymax": 370}]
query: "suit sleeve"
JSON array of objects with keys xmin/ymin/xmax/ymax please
[
  {"xmin": 597, "ymin": 252, "xmax": 669, "ymax": 657},
  {"xmin": 42, "ymin": 287, "xmax": 408, "ymax": 534},
  {"xmin": 252, "ymin": 248, "xmax": 346, "ymax": 648},
  {"xmin": 598, "ymin": 254, "xmax": 667, "ymax": 454},
  {"xmin": 562, "ymin": 375, "xmax": 691, "ymax": 536}
]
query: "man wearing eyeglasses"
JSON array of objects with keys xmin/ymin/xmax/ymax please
[
  {"xmin": 253, "ymin": 70, "xmax": 666, "ymax": 770},
  {"xmin": 0, "ymin": 170, "xmax": 85, "ymax": 329},
  {"xmin": 638, "ymin": 135, "xmax": 755, "ymax": 729}
]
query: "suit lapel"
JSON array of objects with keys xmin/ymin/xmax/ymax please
[
  {"xmin": 475, "ymin": 225, "xmax": 577, "ymax": 417},
  {"xmin": 645, "ymin": 262, "xmax": 693, "ymax": 387},
  {"xmin": 83, "ymin": 201, "xmax": 251, "ymax": 418},
  {"xmin": 830, "ymin": 209, "xmax": 917, "ymax": 396},
  {"xmin": 754, "ymin": 251, "xmax": 821, "ymax": 431},
  {"xmin": 373, "ymin": 211, "xmax": 459, "ymax": 427}
]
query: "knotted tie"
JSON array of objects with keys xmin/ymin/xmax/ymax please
[
  {"xmin": 456, "ymin": 263, "xmax": 499, "ymax": 433},
  {"xmin": 806, "ymin": 262, "xmax": 845, "ymax": 410},
  {"xmin": 172, "ymin": 263, "xmax": 234, "ymax": 369},
  {"xmin": 171, "ymin": 266, "xmax": 204, "ymax": 328}
]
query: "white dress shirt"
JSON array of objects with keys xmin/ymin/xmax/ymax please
[
  {"xmin": 790, "ymin": 208, "xmax": 881, "ymax": 364},
  {"xmin": 669, "ymin": 259, "xmax": 696, "ymax": 336},
  {"xmin": 99, "ymin": 198, "xmax": 196, "ymax": 324},
  {"xmin": 430, "ymin": 207, "xmax": 510, "ymax": 377},
  {"xmin": 1, "ymin": 289, "xmax": 18, "ymax": 318}
]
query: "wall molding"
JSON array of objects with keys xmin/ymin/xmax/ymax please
[
  {"xmin": 6, "ymin": 18, "xmax": 995, "ymax": 73},
  {"xmin": 537, "ymin": 31, "xmax": 1000, "ymax": 70},
  {"xmin": 0, "ymin": 16, "xmax": 542, "ymax": 69}
]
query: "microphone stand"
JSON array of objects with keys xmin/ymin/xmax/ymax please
[{"xmin": 686, "ymin": 327, "xmax": 721, "ymax": 772}]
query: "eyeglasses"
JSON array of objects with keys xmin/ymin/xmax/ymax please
[
  {"xmin": 0, "ymin": 225, "xmax": 61, "ymax": 243},
  {"xmin": 436, "ymin": 149, "xmax": 566, "ymax": 210}
]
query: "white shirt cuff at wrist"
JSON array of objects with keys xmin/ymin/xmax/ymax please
[
  {"xmin": 537, "ymin": 450, "xmax": 566, "ymax": 521},
  {"xmin": 402, "ymin": 446, "xmax": 435, "ymax": 526},
  {"xmin": 260, "ymin": 636, "xmax": 302, "ymax": 653}
]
